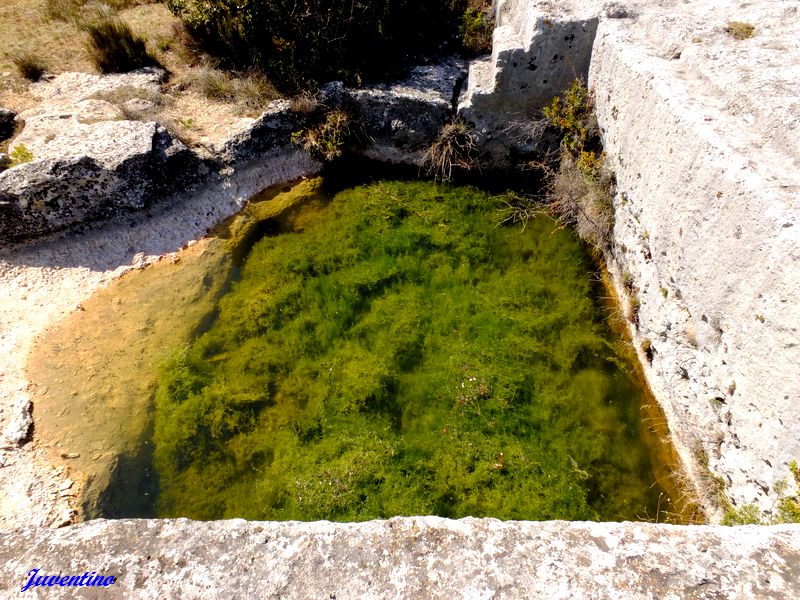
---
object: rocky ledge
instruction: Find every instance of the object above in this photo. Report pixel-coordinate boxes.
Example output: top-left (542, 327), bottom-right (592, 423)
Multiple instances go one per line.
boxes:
top-left (1, 517), bottom-right (798, 599)
top-left (0, 61), bottom-right (465, 243)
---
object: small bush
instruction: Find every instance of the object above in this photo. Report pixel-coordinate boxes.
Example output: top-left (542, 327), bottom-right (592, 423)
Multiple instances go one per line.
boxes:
top-left (776, 460), bottom-right (800, 523)
top-left (461, 0), bottom-right (494, 55)
top-left (422, 119), bottom-right (479, 182)
top-left (9, 144), bottom-right (34, 166)
top-left (722, 503), bottom-right (762, 525)
top-left (166, 0), bottom-right (471, 92)
top-left (543, 77), bottom-right (599, 158)
top-left (12, 51), bottom-right (47, 81)
top-left (291, 110), bottom-right (354, 161)
top-left (84, 18), bottom-right (160, 74)
top-left (549, 153), bottom-right (615, 253)
top-left (725, 21), bottom-right (755, 40)
top-left (534, 79), bottom-right (615, 254)
top-left (197, 67), bottom-right (235, 101)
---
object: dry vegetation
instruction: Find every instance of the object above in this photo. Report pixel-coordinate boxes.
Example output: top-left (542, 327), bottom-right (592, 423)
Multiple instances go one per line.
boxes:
top-left (0, 0), bottom-right (280, 147)
top-left (421, 119), bottom-right (479, 182)
top-left (498, 79), bottom-right (615, 256)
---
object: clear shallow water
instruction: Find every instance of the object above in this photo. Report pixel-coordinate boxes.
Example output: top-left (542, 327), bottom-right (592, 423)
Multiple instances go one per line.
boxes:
top-left (150, 178), bottom-right (676, 522)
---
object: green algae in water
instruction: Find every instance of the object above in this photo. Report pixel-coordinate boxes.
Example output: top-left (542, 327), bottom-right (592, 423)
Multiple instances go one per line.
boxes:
top-left (153, 180), bottom-right (663, 521)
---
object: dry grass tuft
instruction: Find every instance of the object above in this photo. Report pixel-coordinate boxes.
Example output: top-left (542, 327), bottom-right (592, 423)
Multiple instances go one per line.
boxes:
top-left (291, 109), bottom-right (354, 161)
top-left (44, 0), bottom-right (83, 22)
top-left (83, 16), bottom-right (160, 74)
top-left (290, 92), bottom-right (319, 115)
top-left (11, 51), bottom-right (47, 81)
top-left (548, 153), bottom-right (615, 253)
top-left (422, 119), bottom-right (479, 182)
top-left (197, 67), bottom-right (235, 101)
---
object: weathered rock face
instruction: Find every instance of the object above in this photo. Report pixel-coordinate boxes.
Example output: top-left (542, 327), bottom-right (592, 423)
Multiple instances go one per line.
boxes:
top-left (352, 59), bottom-right (467, 164)
top-left (0, 122), bottom-right (198, 240)
top-left (588, 1), bottom-right (800, 514)
top-left (458, 0), bottom-right (599, 167)
top-left (1, 517), bottom-right (798, 598)
top-left (0, 62), bottom-right (463, 241)
top-left (218, 60), bottom-right (466, 168)
top-left (212, 99), bottom-right (303, 166)
top-left (0, 70), bottom-right (200, 241)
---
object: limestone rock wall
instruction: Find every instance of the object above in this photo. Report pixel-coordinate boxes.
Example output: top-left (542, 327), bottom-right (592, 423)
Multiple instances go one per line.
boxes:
top-left (588, 2), bottom-right (800, 513)
top-left (1, 517), bottom-right (798, 599)
top-left (458, 0), bottom-right (599, 166)
top-left (458, 0), bottom-right (800, 515)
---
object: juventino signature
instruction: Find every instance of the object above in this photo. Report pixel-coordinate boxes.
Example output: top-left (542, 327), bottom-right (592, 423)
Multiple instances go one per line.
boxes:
top-left (21, 569), bottom-right (116, 592)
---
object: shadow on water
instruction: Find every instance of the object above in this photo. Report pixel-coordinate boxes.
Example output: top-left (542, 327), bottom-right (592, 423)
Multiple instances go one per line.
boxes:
top-left (92, 420), bottom-right (159, 519)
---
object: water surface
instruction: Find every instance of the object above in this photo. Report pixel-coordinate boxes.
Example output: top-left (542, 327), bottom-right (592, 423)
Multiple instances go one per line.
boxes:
top-left (151, 178), bottom-right (674, 522)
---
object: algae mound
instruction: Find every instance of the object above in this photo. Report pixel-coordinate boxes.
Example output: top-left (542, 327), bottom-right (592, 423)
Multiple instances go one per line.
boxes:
top-left (154, 180), bottom-right (661, 521)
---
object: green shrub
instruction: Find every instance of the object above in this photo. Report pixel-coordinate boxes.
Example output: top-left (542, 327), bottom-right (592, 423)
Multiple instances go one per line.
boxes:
top-left (536, 79), bottom-right (615, 254)
top-left (543, 78), bottom-right (599, 158)
top-left (166, 0), bottom-right (474, 92)
top-left (11, 51), bottom-right (47, 81)
top-left (722, 503), bottom-right (762, 525)
top-left (84, 18), bottom-right (160, 74)
top-left (460, 0), bottom-right (494, 55)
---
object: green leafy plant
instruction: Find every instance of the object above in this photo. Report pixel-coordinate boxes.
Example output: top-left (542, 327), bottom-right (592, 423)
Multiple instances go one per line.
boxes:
top-left (776, 461), bottom-right (800, 523)
top-left (460, 0), bottom-right (494, 55)
top-left (9, 144), bottom-right (34, 166)
top-left (725, 21), bottom-right (755, 40)
top-left (543, 78), bottom-right (597, 157)
top-left (722, 461), bottom-right (800, 525)
top-left (84, 17), bottom-right (160, 74)
top-left (722, 503), bottom-right (762, 525)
